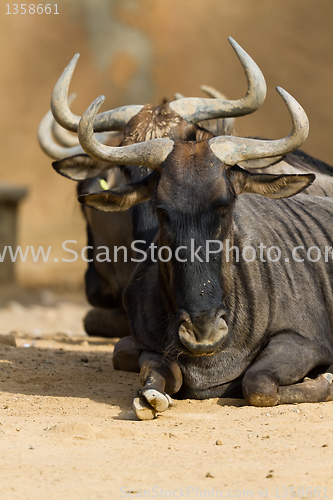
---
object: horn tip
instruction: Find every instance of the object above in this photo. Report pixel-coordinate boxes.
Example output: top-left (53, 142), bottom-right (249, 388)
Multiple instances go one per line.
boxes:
top-left (276, 86), bottom-right (287, 94)
top-left (69, 53), bottom-right (80, 66)
top-left (97, 95), bottom-right (106, 104)
top-left (91, 95), bottom-right (106, 108)
top-left (276, 87), bottom-right (290, 101)
top-left (228, 36), bottom-right (237, 47)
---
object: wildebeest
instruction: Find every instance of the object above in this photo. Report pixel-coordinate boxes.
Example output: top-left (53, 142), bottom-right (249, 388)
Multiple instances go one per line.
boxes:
top-left (39, 37), bottom-right (267, 337)
top-left (38, 107), bottom-right (135, 336)
top-left (40, 37), bottom-right (333, 346)
top-left (77, 87), bottom-right (333, 420)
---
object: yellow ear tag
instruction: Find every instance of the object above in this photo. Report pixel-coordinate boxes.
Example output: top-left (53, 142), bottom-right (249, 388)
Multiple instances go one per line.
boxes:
top-left (99, 179), bottom-right (109, 190)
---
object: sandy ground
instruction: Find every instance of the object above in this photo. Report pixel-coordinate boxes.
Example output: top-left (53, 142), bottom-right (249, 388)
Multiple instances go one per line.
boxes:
top-left (0, 286), bottom-right (332, 500)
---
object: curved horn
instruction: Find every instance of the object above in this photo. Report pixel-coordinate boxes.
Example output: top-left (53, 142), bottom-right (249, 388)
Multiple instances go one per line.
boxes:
top-left (52, 93), bottom-right (80, 147)
top-left (175, 87), bottom-right (235, 136)
top-left (175, 86), bottom-right (227, 101)
top-left (78, 96), bottom-right (174, 169)
top-left (200, 85), bottom-right (235, 136)
top-left (51, 53), bottom-right (143, 133)
top-left (200, 85), bottom-right (228, 100)
top-left (174, 92), bottom-right (185, 100)
top-left (169, 37), bottom-right (266, 123)
top-left (175, 87), bottom-right (228, 101)
top-left (38, 106), bottom-right (113, 160)
top-left (53, 120), bottom-right (80, 147)
top-left (209, 87), bottom-right (309, 166)
top-left (38, 110), bottom-right (85, 159)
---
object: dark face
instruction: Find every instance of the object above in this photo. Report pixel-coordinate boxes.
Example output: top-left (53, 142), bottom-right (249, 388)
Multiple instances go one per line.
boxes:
top-left (153, 141), bottom-right (235, 355)
top-left (121, 102), bottom-right (215, 249)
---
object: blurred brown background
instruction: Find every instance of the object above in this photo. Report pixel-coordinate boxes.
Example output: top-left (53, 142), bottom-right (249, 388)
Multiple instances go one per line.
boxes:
top-left (1, 0), bottom-right (333, 286)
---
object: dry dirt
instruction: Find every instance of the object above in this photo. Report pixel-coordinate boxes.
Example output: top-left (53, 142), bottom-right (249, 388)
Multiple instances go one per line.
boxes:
top-left (0, 287), bottom-right (332, 500)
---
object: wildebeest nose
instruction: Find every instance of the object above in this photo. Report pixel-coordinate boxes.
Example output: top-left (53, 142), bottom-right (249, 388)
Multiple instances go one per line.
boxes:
top-left (178, 309), bottom-right (228, 355)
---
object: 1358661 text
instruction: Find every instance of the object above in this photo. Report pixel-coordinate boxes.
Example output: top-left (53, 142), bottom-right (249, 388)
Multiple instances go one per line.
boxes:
top-left (5, 4), bottom-right (59, 15)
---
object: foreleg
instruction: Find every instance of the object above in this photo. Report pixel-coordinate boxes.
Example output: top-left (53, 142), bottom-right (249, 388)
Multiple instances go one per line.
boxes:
top-left (84, 307), bottom-right (130, 338)
top-left (242, 333), bottom-right (333, 406)
top-left (112, 336), bottom-right (140, 372)
top-left (133, 351), bottom-right (183, 420)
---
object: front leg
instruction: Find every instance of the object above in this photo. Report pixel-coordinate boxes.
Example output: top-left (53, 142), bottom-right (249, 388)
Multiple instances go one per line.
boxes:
top-left (242, 332), bottom-right (333, 406)
top-left (132, 351), bottom-right (183, 420)
top-left (84, 307), bottom-right (130, 338)
top-left (113, 336), bottom-right (140, 372)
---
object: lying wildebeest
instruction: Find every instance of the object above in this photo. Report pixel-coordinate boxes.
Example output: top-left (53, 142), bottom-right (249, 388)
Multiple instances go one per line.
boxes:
top-left (39, 38), bottom-right (267, 337)
top-left (40, 37), bottom-right (333, 347)
top-left (38, 107), bottom-right (135, 336)
top-left (77, 87), bottom-right (333, 420)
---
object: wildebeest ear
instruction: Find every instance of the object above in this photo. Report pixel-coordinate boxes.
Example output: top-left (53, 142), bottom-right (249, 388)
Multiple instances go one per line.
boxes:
top-left (52, 154), bottom-right (110, 181)
top-left (78, 172), bottom-right (157, 212)
top-left (228, 165), bottom-right (315, 199)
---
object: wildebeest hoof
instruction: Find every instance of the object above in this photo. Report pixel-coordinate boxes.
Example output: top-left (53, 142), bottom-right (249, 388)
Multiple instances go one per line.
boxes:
top-left (132, 397), bottom-right (157, 420)
top-left (322, 372), bottom-right (333, 384)
top-left (141, 389), bottom-right (173, 412)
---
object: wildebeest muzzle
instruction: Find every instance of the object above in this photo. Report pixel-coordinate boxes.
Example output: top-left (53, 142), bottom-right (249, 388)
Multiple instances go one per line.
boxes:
top-left (178, 308), bottom-right (228, 355)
